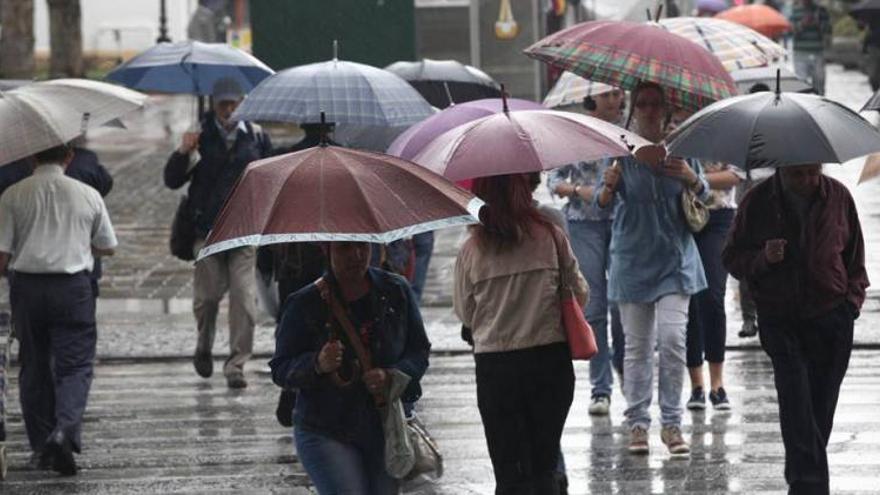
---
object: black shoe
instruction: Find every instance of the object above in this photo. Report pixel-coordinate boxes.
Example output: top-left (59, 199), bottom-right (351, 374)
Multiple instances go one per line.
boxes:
top-left (226, 373), bottom-right (247, 389)
top-left (709, 387), bottom-right (731, 411)
top-left (44, 431), bottom-right (77, 476)
top-left (687, 387), bottom-right (706, 411)
top-left (275, 389), bottom-right (296, 427)
top-left (738, 320), bottom-right (758, 338)
top-left (27, 450), bottom-right (52, 471)
top-left (194, 352), bottom-right (213, 378)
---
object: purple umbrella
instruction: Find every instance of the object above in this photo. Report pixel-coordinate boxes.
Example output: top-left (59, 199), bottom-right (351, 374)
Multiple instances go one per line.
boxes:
top-left (697, 0), bottom-right (728, 14)
top-left (387, 97), bottom-right (543, 160)
top-left (411, 107), bottom-right (650, 181)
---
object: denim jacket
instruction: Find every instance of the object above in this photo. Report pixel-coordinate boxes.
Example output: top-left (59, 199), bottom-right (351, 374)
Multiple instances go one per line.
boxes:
top-left (269, 268), bottom-right (430, 442)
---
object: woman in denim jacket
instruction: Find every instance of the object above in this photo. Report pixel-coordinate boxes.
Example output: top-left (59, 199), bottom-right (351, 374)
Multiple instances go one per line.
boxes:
top-left (270, 242), bottom-right (431, 494)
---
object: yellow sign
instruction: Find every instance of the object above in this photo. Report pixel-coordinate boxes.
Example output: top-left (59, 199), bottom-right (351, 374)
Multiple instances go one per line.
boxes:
top-left (495, 0), bottom-right (519, 40)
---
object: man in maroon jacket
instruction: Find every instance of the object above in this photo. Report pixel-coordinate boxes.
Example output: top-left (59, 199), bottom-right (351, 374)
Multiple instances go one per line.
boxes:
top-left (723, 164), bottom-right (868, 495)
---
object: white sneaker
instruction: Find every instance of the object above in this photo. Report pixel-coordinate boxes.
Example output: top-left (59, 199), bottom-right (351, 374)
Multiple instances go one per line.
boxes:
top-left (588, 395), bottom-right (610, 416)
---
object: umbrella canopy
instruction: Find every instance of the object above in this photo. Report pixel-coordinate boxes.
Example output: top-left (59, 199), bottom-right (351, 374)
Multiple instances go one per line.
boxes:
top-left (232, 59), bottom-right (434, 127)
top-left (731, 66), bottom-right (812, 94)
top-left (198, 145), bottom-right (482, 259)
top-left (0, 79), bottom-right (147, 164)
top-left (543, 72), bottom-right (617, 109)
top-left (387, 97), bottom-right (543, 160)
top-left (861, 87), bottom-right (880, 112)
top-left (715, 5), bottom-right (791, 39)
top-left (697, 0), bottom-right (729, 15)
top-left (106, 41), bottom-right (274, 95)
top-left (411, 108), bottom-right (650, 181)
top-left (666, 91), bottom-right (880, 170)
top-left (849, 0), bottom-right (880, 23)
top-left (524, 20), bottom-right (737, 112)
top-left (658, 17), bottom-right (786, 72)
top-left (385, 59), bottom-right (502, 108)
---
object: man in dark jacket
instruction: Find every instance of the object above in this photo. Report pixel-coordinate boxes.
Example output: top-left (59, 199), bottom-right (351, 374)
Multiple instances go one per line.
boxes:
top-left (723, 164), bottom-right (868, 495)
top-left (164, 77), bottom-right (272, 389)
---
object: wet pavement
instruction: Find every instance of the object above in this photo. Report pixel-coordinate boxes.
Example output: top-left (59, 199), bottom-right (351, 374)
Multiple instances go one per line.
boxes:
top-left (2, 64), bottom-right (880, 492)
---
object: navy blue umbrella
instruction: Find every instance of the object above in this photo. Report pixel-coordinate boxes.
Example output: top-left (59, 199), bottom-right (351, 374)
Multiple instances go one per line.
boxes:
top-left (106, 41), bottom-right (274, 95)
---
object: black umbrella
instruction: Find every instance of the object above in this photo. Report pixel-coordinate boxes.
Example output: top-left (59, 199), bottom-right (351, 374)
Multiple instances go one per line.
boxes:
top-left (385, 59), bottom-right (502, 109)
top-left (850, 0), bottom-right (880, 23)
top-left (666, 89), bottom-right (880, 170)
top-left (862, 87), bottom-right (880, 112)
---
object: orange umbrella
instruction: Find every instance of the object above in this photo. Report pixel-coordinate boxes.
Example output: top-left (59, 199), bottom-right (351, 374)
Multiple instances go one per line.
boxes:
top-left (715, 5), bottom-right (791, 39)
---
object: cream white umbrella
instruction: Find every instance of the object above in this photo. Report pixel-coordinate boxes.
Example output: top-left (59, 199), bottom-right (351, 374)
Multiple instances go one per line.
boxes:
top-left (0, 79), bottom-right (147, 164)
top-left (543, 71), bottom-right (618, 109)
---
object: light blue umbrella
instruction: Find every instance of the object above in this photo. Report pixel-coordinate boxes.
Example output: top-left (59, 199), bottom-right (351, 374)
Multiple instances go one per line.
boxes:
top-left (106, 41), bottom-right (274, 95)
top-left (231, 58), bottom-right (434, 127)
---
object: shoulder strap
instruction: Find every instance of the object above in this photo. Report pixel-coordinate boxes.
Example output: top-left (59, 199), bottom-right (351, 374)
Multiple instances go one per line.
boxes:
top-left (315, 278), bottom-right (373, 370)
top-left (546, 226), bottom-right (571, 293)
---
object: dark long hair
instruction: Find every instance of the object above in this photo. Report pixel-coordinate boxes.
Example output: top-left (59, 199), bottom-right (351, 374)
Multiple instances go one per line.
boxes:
top-left (471, 173), bottom-right (551, 251)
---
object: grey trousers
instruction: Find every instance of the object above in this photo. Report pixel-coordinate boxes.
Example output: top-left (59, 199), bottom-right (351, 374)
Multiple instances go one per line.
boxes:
top-left (193, 239), bottom-right (257, 377)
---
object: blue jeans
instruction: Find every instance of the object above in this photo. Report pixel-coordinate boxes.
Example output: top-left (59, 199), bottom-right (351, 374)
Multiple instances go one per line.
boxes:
top-left (619, 294), bottom-right (689, 429)
top-left (568, 219), bottom-right (624, 398)
top-left (686, 208), bottom-right (734, 367)
top-left (411, 232), bottom-right (434, 304)
top-left (294, 426), bottom-right (398, 494)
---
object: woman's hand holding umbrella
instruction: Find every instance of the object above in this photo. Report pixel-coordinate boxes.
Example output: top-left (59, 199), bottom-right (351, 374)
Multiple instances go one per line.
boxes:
top-left (660, 157), bottom-right (701, 190)
top-left (598, 161), bottom-right (621, 208)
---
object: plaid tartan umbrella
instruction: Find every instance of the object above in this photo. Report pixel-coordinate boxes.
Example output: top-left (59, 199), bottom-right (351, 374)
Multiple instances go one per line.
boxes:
top-left (658, 17), bottom-right (786, 72)
top-left (232, 59), bottom-right (434, 127)
top-left (524, 20), bottom-right (737, 112)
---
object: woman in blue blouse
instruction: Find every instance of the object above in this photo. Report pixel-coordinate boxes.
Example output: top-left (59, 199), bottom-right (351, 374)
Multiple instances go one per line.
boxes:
top-left (595, 82), bottom-right (708, 458)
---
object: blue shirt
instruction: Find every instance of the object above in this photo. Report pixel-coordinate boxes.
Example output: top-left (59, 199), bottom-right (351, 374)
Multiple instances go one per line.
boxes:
top-left (547, 161), bottom-right (614, 222)
top-left (595, 155), bottom-right (709, 303)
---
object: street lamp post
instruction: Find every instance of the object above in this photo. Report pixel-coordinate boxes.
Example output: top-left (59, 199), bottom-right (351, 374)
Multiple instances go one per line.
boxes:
top-left (157, 0), bottom-right (171, 43)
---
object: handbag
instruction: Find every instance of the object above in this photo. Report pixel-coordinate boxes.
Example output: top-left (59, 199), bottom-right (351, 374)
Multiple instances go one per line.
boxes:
top-left (316, 278), bottom-right (443, 480)
top-left (169, 195), bottom-right (196, 261)
top-left (681, 187), bottom-right (709, 233)
top-left (548, 227), bottom-right (598, 360)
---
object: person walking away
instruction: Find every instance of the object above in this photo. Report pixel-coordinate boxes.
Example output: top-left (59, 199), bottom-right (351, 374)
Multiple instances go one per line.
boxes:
top-left (164, 77), bottom-right (273, 389)
top-left (0, 144), bottom-right (118, 476)
top-left (270, 242), bottom-right (430, 494)
top-left (548, 87), bottom-right (626, 417)
top-left (595, 82), bottom-right (709, 457)
top-left (859, 17), bottom-right (880, 92)
top-left (723, 164), bottom-right (867, 495)
top-left (789, 0), bottom-right (832, 95)
top-left (666, 109), bottom-right (743, 412)
top-left (455, 173), bottom-right (588, 493)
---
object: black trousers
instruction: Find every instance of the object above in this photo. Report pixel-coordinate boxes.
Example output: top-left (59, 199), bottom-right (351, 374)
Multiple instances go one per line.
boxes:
top-left (11, 271), bottom-right (97, 454)
top-left (475, 343), bottom-right (574, 495)
top-left (758, 304), bottom-right (854, 495)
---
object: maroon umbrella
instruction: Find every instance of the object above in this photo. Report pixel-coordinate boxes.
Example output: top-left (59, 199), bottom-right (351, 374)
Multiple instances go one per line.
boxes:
top-left (198, 145), bottom-right (482, 260)
top-left (524, 20), bottom-right (737, 111)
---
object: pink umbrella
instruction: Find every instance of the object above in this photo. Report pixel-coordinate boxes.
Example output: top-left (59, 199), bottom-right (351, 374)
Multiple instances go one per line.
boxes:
top-left (387, 97), bottom-right (544, 160)
top-left (198, 145), bottom-right (482, 259)
top-left (411, 104), bottom-right (650, 182)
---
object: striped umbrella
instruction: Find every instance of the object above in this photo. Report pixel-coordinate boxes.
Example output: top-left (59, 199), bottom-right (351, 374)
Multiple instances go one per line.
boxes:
top-left (524, 20), bottom-right (737, 112)
top-left (543, 71), bottom-right (618, 108)
top-left (232, 59), bottom-right (434, 127)
top-left (658, 17), bottom-right (786, 72)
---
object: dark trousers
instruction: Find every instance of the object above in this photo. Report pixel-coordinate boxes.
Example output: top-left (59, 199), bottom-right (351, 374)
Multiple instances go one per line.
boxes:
top-left (475, 343), bottom-right (574, 495)
top-left (11, 272), bottom-right (97, 454)
top-left (758, 304), bottom-right (854, 495)
top-left (686, 208), bottom-right (734, 367)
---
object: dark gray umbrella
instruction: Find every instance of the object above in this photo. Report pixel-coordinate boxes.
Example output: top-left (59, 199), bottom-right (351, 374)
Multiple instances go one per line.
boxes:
top-left (385, 59), bottom-right (501, 108)
top-left (862, 88), bottom-right (880, 112)
top-left (666, 91), bottom-right (880, 169)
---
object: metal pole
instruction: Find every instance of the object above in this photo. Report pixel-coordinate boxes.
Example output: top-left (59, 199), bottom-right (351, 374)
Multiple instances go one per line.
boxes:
top-left (157, 0), bottom-right (171, 43)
